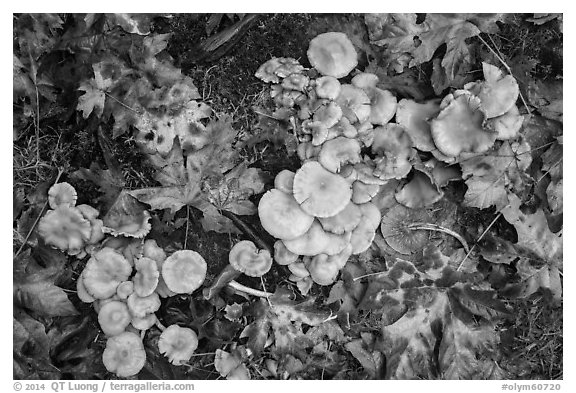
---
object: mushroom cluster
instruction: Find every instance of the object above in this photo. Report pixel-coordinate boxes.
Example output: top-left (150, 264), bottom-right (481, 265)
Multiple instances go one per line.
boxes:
top-left (37, 182), bottom-right (105, 257)
top-left (255, 33), bottom-right (523, 288)
top-left (77, 239), bottom-right (206, 376)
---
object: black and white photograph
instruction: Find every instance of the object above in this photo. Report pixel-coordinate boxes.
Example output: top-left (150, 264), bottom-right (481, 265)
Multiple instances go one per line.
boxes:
top-left (13, 12), bottom-right (563, 383)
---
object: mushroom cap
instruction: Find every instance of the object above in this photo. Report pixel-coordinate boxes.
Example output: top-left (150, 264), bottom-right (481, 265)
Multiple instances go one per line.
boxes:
top-left (395, 169), bottom-right (443, 209)
top-left (48, 182), bottom-right (78, 209)
top-left (142, 239), bottom-right (167, 264)
top-left (38, 206), bottom-right (92, 251)
top-left (307, 254), bottom-right (340, 285)
top-left (229, 240), bottom-right (273, 277)
top-left (287, 262), bottom-right (310, 278)
top-left (486, 104), bottom-right (523, 140)
top-left (215, 349), bottom-right (243, 377)
top-left (313, 101), bottom-right (343, 128)
top-left (430, 94), bottom-right (496, 157)
top-left (331, 117), bottom-right (357, 139)
top-left (274, 57), bottom-right (305, 78)
top-left (102, 331), bottom-right (146, 377)
top-left (158, 325), bottom-right (199, 365)
top-left (282, 73), bottom-right (310, 91)
top-left (372, 124), bottom-right (415, 180)
top-left (76, 274), bottom-right (96, 303)
top-left (367, 87), bottom-right (397, 126)
top-left (380, 204), bottom-right (429, 255)
top-left (318, 201), bottom-right (362, 234)
top-left (82, 248), bottom-right (132, 299)
top-left (351, 72), bottom-right (379, 90)
top-left (127, 292), bottom-right (161, 318)
top-left (274, 170), bottom-right (295, 194)
top-left (258, 189), bottom-right (314, 240)
top-left (336, 84), bottom-right (371, 124)
top-left (474, 62), bottom-right (520, 118)
top-left (102, 191), bottom-right (151, 238)
top-left (133, 257), bottom-right (160, 297)
top-left (292, 161), bottom-right (352, 218)
top-left (116, 280), bottom-right (134, 300)
top-left (352, 181), bottom-right (380, 204)
top-left (255, 57), bottom-right (303, 83)
top-left (283, 220), bottom-right (351, 256)
top-left (318, 136), bottom-right (361, 173)
top-left (76, 204), bottom-right (99, 221)
top-left (227, 364), bottom-right (251, 380)
top-left (350, 202), bottom-right (381, 254)
top-left (98, 300), bottom-right (132, 336)
top-left (162, 250), bottom-right (207, 294)
top-left (297, 141), bottom-right (322, 161)
top-left (273, 240), bottom-right (299, 265)
top-left (307, 32), bottom-right (358, 78)
top-left (395, 98), bottom-right (441, 151)
top-left (315, 76), bottom-right (341, 100)
top-left (131, 313), bottom-right (157, 331)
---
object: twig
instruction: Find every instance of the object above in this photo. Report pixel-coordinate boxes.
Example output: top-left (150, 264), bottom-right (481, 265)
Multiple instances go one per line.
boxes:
top-left (15, 168), bottom-right (64, 258)
top-left (457, 211), bottom-right (503, 271)
top-left (477, 34), bottom-right (531, 115)
top-left (228, 280), bottom-right (272, 298)
top-left (407, 223), bottom-right (470, 253)
top-left (184, 205), bottom-right (190, 249)
top-left (104, 92), bottom-right (140, 114)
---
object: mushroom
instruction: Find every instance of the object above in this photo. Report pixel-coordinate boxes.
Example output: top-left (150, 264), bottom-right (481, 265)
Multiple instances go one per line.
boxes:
top-left (430, 93), bottom-right (496, 157)
top-left (307, 32), bottom-right (358, 78)
top-left (98, 300), bottom-right (132, 336)
top-left (318, 201), bottom-right (362, 234)
top-left (350, 202), bottom-right (381, 254)
top-left (274, 170), bottom-right (295, 194)
top-left (486, 104), bottom-right (523, 140)
top-left (395, 98), bottom-right (441, 152)
top-left (116, 281), bottom-right (134, 300)
top-left (82, 248), bottom-right (132, 299)
top-left (330, 117), bottom-right (357, 139)
top-left (126, 292), bottom-right (161, 318)
top-left (313, 101), bottom-right (343, 128)
top-left (76, 274), bottom-right (96, 303)
top-left (283, 220), bottom-right (351, 256)
top-left (380, 204), bottom-right (430, 255)
top-left (229, 240), bottom-right (273, 277)
top-left (351, 72), bottom-right (379, 90)
top-left (292, 161), bottom-right (352, 218)
top-left (366, 87), bottom-right (397, 126)
top-left (133, 257), bottom-right (160, 297)
top-left (142, 239), bottom-right (167, 263)
top-left (372, 124), bottom-right (415, 180)
top-left (315, 76), bottom-right (341, 100)
top-left (158, 325), bottom-right (199, 366)
top-left (255, 58), bottom-right (303, 83)
top-left (318, 136), bottom-right (361, 173)
top-left (306, 254), bottom-right (341, 286)
top-left (274, 57), bottom-right (305, 78)
top-left (37, 205), bottom-right (91, 253)
top-left (258, 189), bottom-right (314, 240)
top-left (162, 250), bottom-right (207, 294)
top-left (282, 73), bottom-right (309, 91)
top-left (131, 313), bottom-right (157, 331)
top-left (48, 182), bottom-right (77, 209)
top-left (395, 169), bottom-right (444, 209)
top-left (102, 331), bottom-right (146, 377)
top-left (352, 180), bottom-right (380, 204)
top-left (287, 261), bottom-right (310, 278)
top-left (467, 62), bottom-right (520, 119)
top-left (297, 141), bottom-right (322, 161)
top-left (336, 85), bottom-right (371, 124)
top-left (273, 240), bottom-right (299, 265)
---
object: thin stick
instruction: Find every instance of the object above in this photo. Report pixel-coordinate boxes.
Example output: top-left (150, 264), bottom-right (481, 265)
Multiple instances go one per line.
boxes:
top-left (228, 280), bottom-right (271, 298)
top-left (155, 320), bottom-right (167, 331)
top-left (457, 212), bottom-right (503, 271)
top-left (15, 168), bottom-right (64, 258)
top-left (104, 92), bottom-right (140, 114)
top-left (408, 223), bottom-right (470, 253)
top-left (477, 34), bottom-right (531, 115)
top-left (184, 205), bottom-right (190, 249)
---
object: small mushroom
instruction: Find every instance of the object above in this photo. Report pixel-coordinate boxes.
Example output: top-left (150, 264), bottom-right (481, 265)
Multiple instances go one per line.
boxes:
top-left (352, 180), bottom-right (380, 204)
top-left (37, 205), bottom-right (92, 253)
top-left (102, 331), bottom-right (146, 377)
top-left (82, 248), bottom-right (132, 299)
top-left (131, 313), bottom-right (157, 331)
top-left (274, 170), bottom-right (295, 194)
top-left (486, 104), bottom-right (523, 140)
top-left (287, 262), bottom-right (310, 278)
top-left (158, 325), bottom-right (199, 365)
top-left (133, 257), bottom-right (160, 297)
top-left (350, 202), bottom-right (381, 254)
top-left (372, 124), bottom-right (415, 180)
top-left (292, 161), bottom-right (352, 218)
top-left (318, 201), bottom-right (362, 234)
top-left (98, 300), bottom-right (132, 336)
top-left (336, 85), bottom-right (371, 124)
top-left (258, 189), bottom-right (314, 240)
top-left (315, 76), bottom-right (341, 99)
top-left (318, 136), bottom-right (361, 173)
top-left (116, 281), bottom-right (134, 300)
top-left (395, 98), bottom-right (441, 152)
top-left (229, 240), bottom-right (273, 277)
top-left (283, 221), bottom-right (351, 256)
top-left (307, 254), bottom-right (341, 286)
top-left (307, 32), bottom-right (358, 78)
top-left (380, 204), bottom-right (430, 255)
top-left (282, 73), bottom-right (309, 91)
top-left (313, 101), bottom-right (343, 128)
top-left (48, 182), bottom-right (77, 209)
top-left (127, 292), bottom-right (161, 319)
top-left (273, 240), bottom-right (299, 265)
top-left (142, 239), bottom-right (167, 263)
top-left (102, 191), bottom-right (152, 239)
top-left (162, 250), bottom-right (207, 294)
top-left (468, 62), bottom-right (520, 119)
top-left (366, 87), bottom-right (397, 126)
top-left (76, 274), bottom-right (96, 303)
top-left (351, 72), bottom-right (379, 90)
top-left (395, 169), bottom-right (444, 209)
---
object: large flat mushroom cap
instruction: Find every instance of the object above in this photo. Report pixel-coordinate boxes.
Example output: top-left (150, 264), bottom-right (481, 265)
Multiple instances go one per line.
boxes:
top-left (38, 205), bottom-right (92, 251)
top-left (319, 201), bottom-right (362, 234)
top-left (395, 98), bottom-right (441, 151)
top-left (229, 240), bottom-right (273, 277)
top-left (102, 332), bottom-right (146, 377)
top-left (475, 62), bottom-right (520, 118)
top-left (162, 250), bottom-right (207, 294)
top-left (48, 182), bottom-right (77, 209)
top-left (158, 325), bottom-right (199, 366)
top-left (258, 189), bottom-right (314, 240)
top-left (82, 247), bottom-right (132, 299)
top-left (318, 136), bottom-right (361, 173)
top-left (293, 161), bottom-right (352, 218)
top-left (307, 32), bottom-right (358, 78)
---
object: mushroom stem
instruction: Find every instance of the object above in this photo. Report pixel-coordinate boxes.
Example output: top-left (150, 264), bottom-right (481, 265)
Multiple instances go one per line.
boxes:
top-left (407, 223), bottom-right (470, 253)
top-left (155, 320), bottom-right (167, 332)
top-left (228, 280), bottom-right (272, 298)
top-left (15, 168), bottom-right (64, 258)
top-left (221, 210), bottom-right (273, 254)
